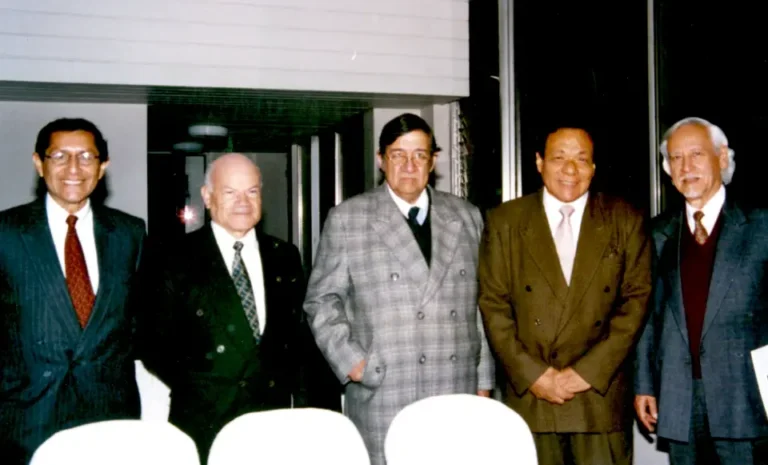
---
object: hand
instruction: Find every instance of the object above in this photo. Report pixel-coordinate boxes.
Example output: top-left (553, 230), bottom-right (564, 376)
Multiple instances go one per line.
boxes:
top-left (556, 368), bottom-right (591, 394)
top-left (634, 395), bottom-right (658, 432)
top-left (530, 367), bottom-right (574, 404)
top-left (348, 359), bottom-right (366, 382)
top-left (477, 390), bottom-right (491, 398)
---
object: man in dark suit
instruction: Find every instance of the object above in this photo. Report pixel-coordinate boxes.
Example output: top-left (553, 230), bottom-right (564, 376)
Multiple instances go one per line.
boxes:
top-left (144, 153), bottom-right (339, 464)
top-left (478, 122), bottom-right (652, 465)
top-left (0, 118), bottom-right (147, 464)
top-left (635, 117), bottom-right (768, 464)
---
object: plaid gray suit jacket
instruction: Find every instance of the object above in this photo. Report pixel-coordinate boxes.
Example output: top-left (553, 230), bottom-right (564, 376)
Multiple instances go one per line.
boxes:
top-left (304, 185), bottom-right (494, 465)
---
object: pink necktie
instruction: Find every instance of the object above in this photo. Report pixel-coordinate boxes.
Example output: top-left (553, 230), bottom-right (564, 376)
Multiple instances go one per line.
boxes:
top-left (555, 205), bottom-right (576, 285)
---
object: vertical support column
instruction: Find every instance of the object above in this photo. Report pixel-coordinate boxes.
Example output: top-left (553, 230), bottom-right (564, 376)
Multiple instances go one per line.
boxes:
top-left (310, 135), bottom-right (321, 265)
top-left (291, 143), bottom-right (306, 264)
top-left (334, 132), bottom-right (343, 205)
top-left (498, 0), bottom-right (520, 202)
top-left (648, 0), bottom-right (662, 217)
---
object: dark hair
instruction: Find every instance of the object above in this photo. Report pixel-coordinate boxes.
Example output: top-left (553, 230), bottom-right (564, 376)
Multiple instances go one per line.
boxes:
top-left (378, 113), bottom-right (441, 155)
top-left (535, 116), bottom-right (595, 157)
top-left (34, 118), bottom-right (109, 163)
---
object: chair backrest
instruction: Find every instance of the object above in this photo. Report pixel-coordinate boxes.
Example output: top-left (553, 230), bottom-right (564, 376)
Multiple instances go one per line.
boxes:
top-left (384, 394), bottom-right (538, 465)
top-left (30, 419), bottom-right (200, 465)
top-left (208, 408), bottom-right (370, 465)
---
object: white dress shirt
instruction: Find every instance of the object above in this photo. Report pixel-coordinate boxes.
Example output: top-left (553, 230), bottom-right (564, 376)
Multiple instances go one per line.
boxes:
top-left (386, 184), bottom-right (429, 225)
top-left (542, 187), bottom-right (589, 249)
top-left (211, 221), bottom-right (267, 334)
top-left (46, 194), bottom-right (100, 293)
top-left (685, 184), bottom-right (726, 235)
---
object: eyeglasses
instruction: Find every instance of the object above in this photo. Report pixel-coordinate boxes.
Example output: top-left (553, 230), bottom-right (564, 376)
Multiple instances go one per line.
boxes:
top-left (45, 150), bottom-right (100, 167)
top-left (386, 151), bottom-right (433, 166)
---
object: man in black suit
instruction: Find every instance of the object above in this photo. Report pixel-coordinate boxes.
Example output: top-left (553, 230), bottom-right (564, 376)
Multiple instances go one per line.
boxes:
top-left (0, 118), bottom-right (147, 464)
top-left (144, 153), bottom-right (339, 463)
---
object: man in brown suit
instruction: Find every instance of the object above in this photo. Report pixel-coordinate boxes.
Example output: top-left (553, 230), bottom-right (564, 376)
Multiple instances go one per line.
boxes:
top-left (478, 122), bottom-right (652, 465)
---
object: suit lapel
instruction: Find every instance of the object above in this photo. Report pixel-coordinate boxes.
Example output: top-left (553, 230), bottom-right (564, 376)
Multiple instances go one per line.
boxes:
top-left (199, 226), bottom-right (256, 356)
top-left (420, 189), bottom-right (462, 307)
top-left (659, 213), bottom-right (689, 344)
top-left (370, 185), bottom-right (430, 288)
top-left (77, 207), bottom-right (116, 340)
top-left (257, 231), bottom-right (279, 341)
top-left (521, 191), bottom-right (569, 303)
top-left (19, 201), bottom-right (81, 341)
top-left (701, 201), bottom-right (748, 339)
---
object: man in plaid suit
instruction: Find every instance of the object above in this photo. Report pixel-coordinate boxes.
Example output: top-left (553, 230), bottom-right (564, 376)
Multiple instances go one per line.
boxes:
top-left (304, 113), bottom-right (494, 465)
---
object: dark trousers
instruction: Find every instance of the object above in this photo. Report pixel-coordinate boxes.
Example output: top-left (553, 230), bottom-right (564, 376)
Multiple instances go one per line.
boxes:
top-left (668, 379), bottom-right (762, 465)
top-left (533, 431), bottom-right (631, 465)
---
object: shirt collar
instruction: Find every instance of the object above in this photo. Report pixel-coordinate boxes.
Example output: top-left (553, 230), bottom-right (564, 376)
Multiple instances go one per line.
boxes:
top-left (685, 184), bottom-right (726, 233)
top-left (386, 184), bottom-right (429, 224)
top-left (45, 194), bottom-right (92, 224)
top-left (542, 187), bottom-right (589, 217)
top-left (211, 221), bottom-right (259, 251)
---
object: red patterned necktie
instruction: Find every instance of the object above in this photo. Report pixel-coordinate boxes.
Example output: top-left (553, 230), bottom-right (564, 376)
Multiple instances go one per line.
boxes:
top-left (65, 215), bottom-right (95, 328)
top-left (693, 211), bottom-right (709, 245)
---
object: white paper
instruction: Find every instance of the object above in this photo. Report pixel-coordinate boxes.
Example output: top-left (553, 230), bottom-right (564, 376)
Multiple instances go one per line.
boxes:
top-left (751, 345), bottom-right (768, 419)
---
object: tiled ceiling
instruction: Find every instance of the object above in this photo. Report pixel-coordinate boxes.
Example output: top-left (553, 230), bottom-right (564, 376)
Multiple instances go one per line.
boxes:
top-left (0, 81), bottom-right (453, 152)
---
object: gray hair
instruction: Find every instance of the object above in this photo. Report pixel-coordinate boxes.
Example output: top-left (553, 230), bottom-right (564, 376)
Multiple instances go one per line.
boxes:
top-left (659, 116), bottom-right (736, 185)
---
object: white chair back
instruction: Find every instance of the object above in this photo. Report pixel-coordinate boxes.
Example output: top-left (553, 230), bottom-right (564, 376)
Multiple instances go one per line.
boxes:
top-left (385, 394), bottom-right (537, 465)
top-left (30, 419), bottom-right (200, 465)
top-left (208, 407), bottom-right (370, 465)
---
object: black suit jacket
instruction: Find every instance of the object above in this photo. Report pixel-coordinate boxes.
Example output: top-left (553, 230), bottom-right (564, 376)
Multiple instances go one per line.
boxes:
top-left (0, 199), bottom-right (146, 465)
top-left (143, 225), bottom-right (339, 462)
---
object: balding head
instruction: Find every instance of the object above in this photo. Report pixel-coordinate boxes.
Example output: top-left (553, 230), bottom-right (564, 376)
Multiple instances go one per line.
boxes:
top-left (202, 153), bottom-right (262, 238)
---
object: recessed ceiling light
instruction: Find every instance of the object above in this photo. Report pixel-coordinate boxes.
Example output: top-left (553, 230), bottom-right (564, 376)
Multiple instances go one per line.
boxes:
top-left (173, 141), bottom-right (203, 152)
top-left (188, 124), bottom-right (228, 137)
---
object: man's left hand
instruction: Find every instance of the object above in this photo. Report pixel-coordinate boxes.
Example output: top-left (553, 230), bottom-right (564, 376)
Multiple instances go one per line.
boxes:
top-left (556, 368), bottom-right (591, 394)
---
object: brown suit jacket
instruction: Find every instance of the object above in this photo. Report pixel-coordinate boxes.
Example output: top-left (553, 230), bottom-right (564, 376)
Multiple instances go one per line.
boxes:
top-left (478, 190), bottom-right (652, 433)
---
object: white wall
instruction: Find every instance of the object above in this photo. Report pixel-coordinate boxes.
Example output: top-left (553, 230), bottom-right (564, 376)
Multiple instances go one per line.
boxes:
top-left (0, 101), bottom-right (147, 219)
top-left (0, 0), bottom-right (469, 97)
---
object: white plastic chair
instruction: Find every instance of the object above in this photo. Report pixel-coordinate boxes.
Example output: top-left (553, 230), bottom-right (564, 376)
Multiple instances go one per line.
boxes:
top-left (384, 394), bottom-right (538, 465)
top-left (30, 419), bottom-right (200, 465)
top-left (208, 408), bottom-right (370, 465)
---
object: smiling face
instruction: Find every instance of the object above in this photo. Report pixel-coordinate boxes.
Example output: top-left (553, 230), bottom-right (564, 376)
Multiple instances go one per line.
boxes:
top-left (32, 130), bottom-right (109, 214)
top-left (535, 128), bottom-right (595, 203)
top-left (665, 123), bottom-right (728, 209)
top-left (201, 154), bottom-right (262, 239)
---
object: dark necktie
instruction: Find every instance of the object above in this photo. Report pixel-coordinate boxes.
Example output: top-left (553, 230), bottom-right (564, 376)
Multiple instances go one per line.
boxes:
top-left (408, 206), bottom-right (420, 227)
top-left (232, 241), bottom-right (261, 343)
top-left (65, 215), bottom-right (95, 328)
top-left (693, 211), bottom-right (708, 245)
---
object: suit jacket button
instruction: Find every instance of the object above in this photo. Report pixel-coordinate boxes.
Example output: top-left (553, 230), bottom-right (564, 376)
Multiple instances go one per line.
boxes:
top-left (450, 310), bottom-right (457, 318)
top-left (450, 355), bottom-right (457, 362)
top-left (534, 318), bottom-right (542, 326)
top-left (268, 380), bottom-right (275, 388)
top-left (227, 324), bottom-right (236, 333)
top-left (525, 285), bottom-right (532, 292)
top-left (417, 312), bottom-right (425, 320)
top-left (196, 309), bottom-right (204, 317)
top-left (238, 381), bottom-right (247, 388)
top-left (459, 269), bottom-right (466, 276)
top-left (419, 355), bottom-right (426, 364)
top-left (391, 273), bottom-right (399, 281)
top-left (216, 345), bottom-right (226, 354)
top-left (604, 286), bottom-right (610, 293)
top-left (276, 276), bottom-right (282, 282)
top-left (43, 371), bottom-right (52, 378)
top-left (375, 366), bottom-right (382, 374)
